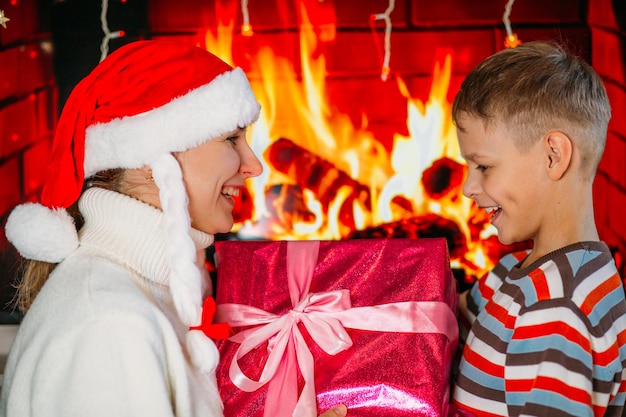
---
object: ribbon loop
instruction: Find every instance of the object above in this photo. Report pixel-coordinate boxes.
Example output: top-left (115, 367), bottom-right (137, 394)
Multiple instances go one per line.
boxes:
top-left (300, 314), bottom-right (353, 355)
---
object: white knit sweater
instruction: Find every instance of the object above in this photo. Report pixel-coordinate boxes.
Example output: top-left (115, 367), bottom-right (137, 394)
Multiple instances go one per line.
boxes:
top-left (0, 188), bottom-right (223, 417)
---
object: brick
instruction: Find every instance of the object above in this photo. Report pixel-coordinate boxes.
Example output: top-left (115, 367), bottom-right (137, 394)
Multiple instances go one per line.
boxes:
top-left (605, 81), bottom-right (626, 139)
top-left (150, 0), bottom-right (586, 32)
top-left (0, 44), bottom-right (55, 101)
top-left (271, 0), bottom-right (339, 30)
top-left (607, 183), bottom-right (626, 238)
top-left (335, 0), bottom-right (408, 28)
top-left (597, 218), bottom-right (626, 277)
top-left (0, 157), bottom-right (21, 216)
top-left (593, 175), bottom-right (610, 231)
top-left (18, 43), bottom-right (56, 95)
top-left (591, 28), bottom-right (626, 86)
top-left (155, 17), bottom-right (589, 79)
top-left (22, 138), bottom-right (52, 198)
top-left (594, 172), bottom-right (626, 241)
top-left (150, 0), bottom-right (299, 32)
top-left (0, 0), bottom-right (39, 45)
top-left (327, 27), bottom-right (589, 78)
top-left (0, 48), bottom-right (19, 100)
top-left (36, 86), bottom-right (58, 139)
top-left (149, 0), bottom-right (223, 31)
top-left (410, 0), bottom-right (584, 27)
top-left (598, 131), bottom-right (626, 190)
top-left (326, 30), bottom-right (495, 77)
top-left (588, 0), bottom-right (624, 31)
top-left (0, 98), bottom-right (39, 159)
top-left (150, 0), bottom-right (408, 33)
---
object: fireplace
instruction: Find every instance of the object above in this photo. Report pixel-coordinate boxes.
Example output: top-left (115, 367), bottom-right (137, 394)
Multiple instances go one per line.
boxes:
top-left (144, 0), bottom-right (603, 286)
top-left (0, 0), bottom-right (624, 317)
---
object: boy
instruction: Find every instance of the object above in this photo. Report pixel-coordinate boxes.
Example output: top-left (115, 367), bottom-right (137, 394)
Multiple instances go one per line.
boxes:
top-left (451, 41), bottom-right (626, 416)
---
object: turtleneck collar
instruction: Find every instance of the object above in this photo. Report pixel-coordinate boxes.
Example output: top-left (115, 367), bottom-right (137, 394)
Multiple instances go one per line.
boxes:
top-left (77, 187), bottom-right (214, 287)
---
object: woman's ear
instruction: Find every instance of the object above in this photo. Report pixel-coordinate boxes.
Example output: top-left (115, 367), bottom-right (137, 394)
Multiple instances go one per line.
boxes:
top-left (544, 131), bottom-right (572, 180)
top-left (140, 166), bottom-right (154, 182)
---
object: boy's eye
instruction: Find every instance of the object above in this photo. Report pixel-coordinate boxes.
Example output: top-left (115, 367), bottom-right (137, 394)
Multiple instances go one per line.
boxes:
top-left (476, 165), bottom-right (488, 173)
top-left (226, 135), bottom-right (238, 144)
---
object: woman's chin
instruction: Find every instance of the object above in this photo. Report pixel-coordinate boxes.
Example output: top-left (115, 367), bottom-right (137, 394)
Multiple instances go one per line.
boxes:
top-left (213, 220), bottom-right (235, 235)
top-left (192, 219), bottom-right (234, 236)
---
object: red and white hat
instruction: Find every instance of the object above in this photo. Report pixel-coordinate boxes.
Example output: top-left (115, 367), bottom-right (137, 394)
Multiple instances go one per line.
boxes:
top-left (5, 40), bottom-right (260, 368)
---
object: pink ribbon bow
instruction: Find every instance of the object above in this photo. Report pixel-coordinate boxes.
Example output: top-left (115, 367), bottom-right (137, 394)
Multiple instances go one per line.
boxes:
top-left (215, 240), bottom-right (458, 417)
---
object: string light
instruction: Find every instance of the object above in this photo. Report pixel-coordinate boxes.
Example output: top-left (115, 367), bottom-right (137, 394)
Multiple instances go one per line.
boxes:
top-left (100, 0), bottom-right (125, 62)
top-left (502, 0), bottom-right (521, 48)
top-left (241, 0), bottom-right (253, 36)
top-left (370, 0), bottom-right (395, 81)
top-left (0, 9), bottom-right (9, 29)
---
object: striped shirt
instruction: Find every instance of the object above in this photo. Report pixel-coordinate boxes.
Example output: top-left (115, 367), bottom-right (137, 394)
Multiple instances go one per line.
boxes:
top-left (453, 241), bottom-right (626, 417)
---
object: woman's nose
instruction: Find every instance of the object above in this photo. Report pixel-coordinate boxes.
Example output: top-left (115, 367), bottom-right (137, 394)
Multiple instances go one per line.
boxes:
top-left (240, 142), bottom-right (263, 178)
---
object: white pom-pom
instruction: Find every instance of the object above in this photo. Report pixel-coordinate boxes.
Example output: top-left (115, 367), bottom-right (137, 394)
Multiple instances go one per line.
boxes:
top-left (186, 330), bottom-right (220, 374)
top-left (5, 203), bottom-right (79, 263)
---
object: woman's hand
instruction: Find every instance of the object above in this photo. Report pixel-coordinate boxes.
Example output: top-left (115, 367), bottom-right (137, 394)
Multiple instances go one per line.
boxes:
top-left (318, 404), bottom-right (347, 417)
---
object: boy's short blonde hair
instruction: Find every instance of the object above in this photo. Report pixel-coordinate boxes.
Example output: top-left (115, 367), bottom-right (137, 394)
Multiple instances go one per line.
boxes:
top-left (452, 41), bottom-right (611, 178)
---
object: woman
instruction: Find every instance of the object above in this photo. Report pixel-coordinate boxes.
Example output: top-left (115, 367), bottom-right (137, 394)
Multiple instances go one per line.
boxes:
top-left (2, 41), bottom-right (347, 417)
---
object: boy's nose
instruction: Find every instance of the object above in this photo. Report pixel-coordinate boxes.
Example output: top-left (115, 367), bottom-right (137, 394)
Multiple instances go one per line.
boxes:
top-left (462, 172), bottom-right (480, 200)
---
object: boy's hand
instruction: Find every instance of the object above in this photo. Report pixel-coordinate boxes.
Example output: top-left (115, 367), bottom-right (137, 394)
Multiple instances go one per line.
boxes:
top-left (318, 404), bottom-right (348, 416)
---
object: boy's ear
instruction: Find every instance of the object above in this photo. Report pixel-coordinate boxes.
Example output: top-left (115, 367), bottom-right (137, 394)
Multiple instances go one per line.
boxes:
top-left (544, 131), bottom-right (572, 180)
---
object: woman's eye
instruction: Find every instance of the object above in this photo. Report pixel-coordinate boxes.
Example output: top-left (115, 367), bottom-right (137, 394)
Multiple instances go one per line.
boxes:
top-left (476, 165), bottom-right (488, 173)
top-left (226, 135), bottom-right (238, 144)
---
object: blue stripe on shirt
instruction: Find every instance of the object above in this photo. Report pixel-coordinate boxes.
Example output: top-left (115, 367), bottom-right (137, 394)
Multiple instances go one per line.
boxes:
top-left (459, 357), bottom-right (505, 391)
top-left (507, 334), bottom-right (591, 365)
top-left (586, 286), bottom-right (625, 327)
top-left (566, 249), bottom-right (602, 276)
top-left (506, 389), bottom-right (593, 417)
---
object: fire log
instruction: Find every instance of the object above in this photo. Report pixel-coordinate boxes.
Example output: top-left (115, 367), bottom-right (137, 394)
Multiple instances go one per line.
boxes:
top-left (265, 137), bottom-right (373, 231)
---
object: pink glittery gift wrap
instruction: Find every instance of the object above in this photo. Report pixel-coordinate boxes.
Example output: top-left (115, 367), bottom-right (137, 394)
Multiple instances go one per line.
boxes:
top-left (213, 238), bottom-right (458, 417)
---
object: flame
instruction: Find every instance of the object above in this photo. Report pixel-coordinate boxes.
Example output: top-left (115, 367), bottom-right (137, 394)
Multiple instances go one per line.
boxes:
top-left (201, 0), bottom-right (506, 281)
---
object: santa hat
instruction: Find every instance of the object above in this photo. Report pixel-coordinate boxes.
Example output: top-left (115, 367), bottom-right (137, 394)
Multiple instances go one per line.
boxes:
top-left (5, 40), bottom-right (260, 371)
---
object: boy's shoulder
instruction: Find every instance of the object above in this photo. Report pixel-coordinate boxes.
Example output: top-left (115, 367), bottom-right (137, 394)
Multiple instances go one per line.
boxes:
top-left (495, 241), bottom-right (614, 274)
top-left (493, 250), bottom-right (531, 274)
top-left (484, 242), bottom-right (616, 292)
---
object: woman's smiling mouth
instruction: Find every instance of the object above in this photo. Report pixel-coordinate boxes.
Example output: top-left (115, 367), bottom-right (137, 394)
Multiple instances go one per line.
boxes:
top-left (221, 186), bottom-right (240, 200)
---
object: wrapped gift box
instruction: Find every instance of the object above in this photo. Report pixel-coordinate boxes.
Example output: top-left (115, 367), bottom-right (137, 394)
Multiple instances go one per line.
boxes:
top-left (213, 238), bottom-right (458, 417)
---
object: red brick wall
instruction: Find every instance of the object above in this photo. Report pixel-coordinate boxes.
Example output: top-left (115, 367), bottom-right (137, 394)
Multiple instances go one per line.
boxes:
top-left (588, 0), bottom-right (626, 273)
top-left (0, 0), bottom-right (56, 318)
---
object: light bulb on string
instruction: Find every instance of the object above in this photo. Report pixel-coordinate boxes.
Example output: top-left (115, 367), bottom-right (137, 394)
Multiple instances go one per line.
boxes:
top-left (502, 0), bottom-right (521, 48)
top-left (0, 9), bottom-right (10, 29)
top-left (100, 0), bottom-right (125, 62)
top-left (370, 0), bottom-right (395, 81)
top-left (241, 0), bottom-right (253, 36)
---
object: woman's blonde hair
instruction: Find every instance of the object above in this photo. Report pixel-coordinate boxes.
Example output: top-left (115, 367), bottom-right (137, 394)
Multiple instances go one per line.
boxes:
top-left (13, 169), bottom-right (125, 313)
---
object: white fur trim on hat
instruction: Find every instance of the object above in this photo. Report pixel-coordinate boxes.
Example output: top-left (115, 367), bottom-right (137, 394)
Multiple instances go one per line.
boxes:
top-left (83, 67), bottom-right (260, 177)
top-left (5, 203), bottom-right (79, 263)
